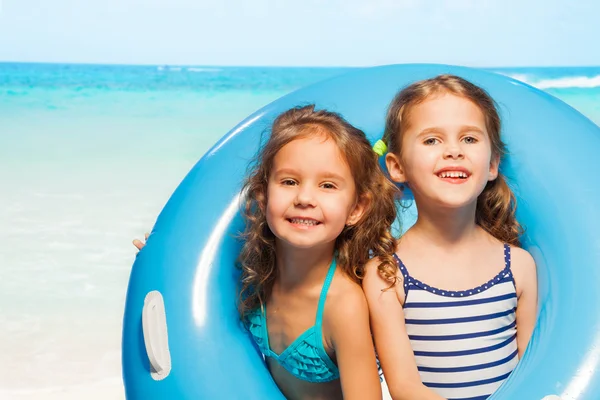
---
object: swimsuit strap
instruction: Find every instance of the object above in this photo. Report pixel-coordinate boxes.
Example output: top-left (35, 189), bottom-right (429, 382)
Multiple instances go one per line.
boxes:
top-left (315, 257), bottom-right (337, 329)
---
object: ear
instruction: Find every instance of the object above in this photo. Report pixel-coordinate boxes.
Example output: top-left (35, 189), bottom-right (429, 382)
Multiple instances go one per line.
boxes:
top-left (346, 193), bottom-right (371, 226)
top-left (488, 153), bottom-right (500, 181)
top-left (385, 152), bottom-right (407, 184)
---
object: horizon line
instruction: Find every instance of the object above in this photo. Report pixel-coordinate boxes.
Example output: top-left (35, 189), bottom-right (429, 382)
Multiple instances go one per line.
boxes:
top-left (1, 60), bottom-right (599, 70)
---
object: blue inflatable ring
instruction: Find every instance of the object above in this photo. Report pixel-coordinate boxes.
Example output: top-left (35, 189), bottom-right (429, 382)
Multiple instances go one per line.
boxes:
top-left (122, 64), bottom-right (600, 399)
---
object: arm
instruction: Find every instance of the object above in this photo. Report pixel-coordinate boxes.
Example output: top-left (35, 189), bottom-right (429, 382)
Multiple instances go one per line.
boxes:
top-left (329, 285), bottom-right (382, 400)
top-left (362, 258), bottom-right (444, 400)
top-left (511, 247), bottom-right (538, 357)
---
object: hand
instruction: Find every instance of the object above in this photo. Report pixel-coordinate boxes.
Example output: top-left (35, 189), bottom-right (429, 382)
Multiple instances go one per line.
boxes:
top-left (133, 232), bottom-right (150, 252)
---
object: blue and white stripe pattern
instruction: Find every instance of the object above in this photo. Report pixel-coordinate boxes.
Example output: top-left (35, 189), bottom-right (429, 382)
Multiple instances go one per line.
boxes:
top-left (398, 244), bottom-right (518, 400)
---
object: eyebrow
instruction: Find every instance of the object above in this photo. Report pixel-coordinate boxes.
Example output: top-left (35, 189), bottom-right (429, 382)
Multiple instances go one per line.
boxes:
top-left (320, 172), bottom-right (347, 182)
top-left (459, 125), bottom-right (486, 135)
top-left (272, 168), bottom-right (347, 182)
top-left (417, 125), bottom-right (485, 137)
top-left (272, 168), bottom-right (299, 177)
top-left (416, 127), bottom-right (443, 138)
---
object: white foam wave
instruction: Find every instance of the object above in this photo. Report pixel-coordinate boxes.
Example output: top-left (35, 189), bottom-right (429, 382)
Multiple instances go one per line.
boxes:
top-left (505, 73), bottom-right (600, 89)
top-left (187, 67), bottom-right (222, 73)
top-left (156, 66), bottom-right (222, 73)
top-left (503, 73), bottom-right (531, 83)
top-left (535, 75), bottom-right (600, 89)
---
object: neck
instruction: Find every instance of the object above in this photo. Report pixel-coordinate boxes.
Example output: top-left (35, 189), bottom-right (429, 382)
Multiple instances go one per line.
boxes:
top-left (410, 200), bottom-right (480, 247)
top-left (274, 241), bottom-right (335, 290)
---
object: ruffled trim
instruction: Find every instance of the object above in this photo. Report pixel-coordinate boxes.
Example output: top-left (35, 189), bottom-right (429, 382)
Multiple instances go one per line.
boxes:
top-left (247, 310), bottom-right (269, 354)
top-left (246, 312), bottom-right (340, 383)
top-left (279, 335), bottom-right (340, 383)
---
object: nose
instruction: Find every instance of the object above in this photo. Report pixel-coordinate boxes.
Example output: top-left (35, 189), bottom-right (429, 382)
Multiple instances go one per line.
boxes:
top-left (294, 184), bottom-right (316, 207)
top-left (443, 141), bottom-right (464, 160)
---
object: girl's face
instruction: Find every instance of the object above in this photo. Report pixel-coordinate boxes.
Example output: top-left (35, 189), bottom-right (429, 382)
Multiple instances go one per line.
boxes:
top-left (386, 93), bottom-right (499, 210)
top-left (265, 134), bottom-right (366, 250)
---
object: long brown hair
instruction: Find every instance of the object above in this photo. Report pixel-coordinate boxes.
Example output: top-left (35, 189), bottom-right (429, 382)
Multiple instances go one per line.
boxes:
top-left (380, 74), bottom-right (522, 281)
top-left (238, 104), bottom-right (398, 322)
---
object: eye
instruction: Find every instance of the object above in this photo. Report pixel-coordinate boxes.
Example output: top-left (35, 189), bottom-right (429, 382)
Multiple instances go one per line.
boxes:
top-left (463, 136), bottom-right (478, 144)
top-left (320, 182), bottom-right (337, 190)
top-left (424, 137), bottom-right (440, 145)
top-left (281, 179), bottom-right (297, 186)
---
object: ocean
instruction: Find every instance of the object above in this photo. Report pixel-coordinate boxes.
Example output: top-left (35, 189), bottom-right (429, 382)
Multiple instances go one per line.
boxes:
top-left (1, 63), bottom-right (599, 399)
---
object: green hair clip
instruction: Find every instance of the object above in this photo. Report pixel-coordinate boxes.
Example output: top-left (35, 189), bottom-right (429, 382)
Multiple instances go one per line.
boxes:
top-left (373, 139), bottom-right (387, 156)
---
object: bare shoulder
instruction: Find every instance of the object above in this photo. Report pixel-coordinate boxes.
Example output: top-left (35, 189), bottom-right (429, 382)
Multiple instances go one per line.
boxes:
top-left (328, 272), bottom-right (369, 318)
top-left (363, 256), bottom-right (401, 283)
top-left (321, 273), bottom-right (370, 342)
top-left (510, 246), bottom-right (536, 274)
top-left (362, 256), bottom-right (403, 298)
top-left (363, 256), bottom-right (383, 279)
top-left (509, 245), bottom-right (537, 296)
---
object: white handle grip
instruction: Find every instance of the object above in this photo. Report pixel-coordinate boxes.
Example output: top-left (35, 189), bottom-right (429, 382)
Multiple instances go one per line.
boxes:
top-left (142, 290), bottom-right (171, 380)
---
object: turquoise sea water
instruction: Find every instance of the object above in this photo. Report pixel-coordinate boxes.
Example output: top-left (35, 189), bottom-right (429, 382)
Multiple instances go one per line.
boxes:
top-left (1, 63), bottom-right (598, 398)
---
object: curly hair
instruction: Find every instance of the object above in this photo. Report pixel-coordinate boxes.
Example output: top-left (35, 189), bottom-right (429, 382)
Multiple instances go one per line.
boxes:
top-left (380, 75), bottom-right (522, 283)
top-left (238, 104), bottom-right (398, 322)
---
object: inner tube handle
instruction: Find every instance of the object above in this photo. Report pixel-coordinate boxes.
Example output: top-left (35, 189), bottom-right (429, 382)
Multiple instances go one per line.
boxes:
top-left (142, 290), bottom-right (172, 380)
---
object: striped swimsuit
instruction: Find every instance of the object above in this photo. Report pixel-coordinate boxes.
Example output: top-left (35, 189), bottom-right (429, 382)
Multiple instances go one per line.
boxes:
top-left (396, 244), bottom-right (518, 400)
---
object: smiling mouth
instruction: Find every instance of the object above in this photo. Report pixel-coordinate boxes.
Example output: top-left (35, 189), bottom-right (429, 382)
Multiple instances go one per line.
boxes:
top-left (287, 218), bottom-right (321, 226)
top-left (437, 171), bottom-right (470, 179)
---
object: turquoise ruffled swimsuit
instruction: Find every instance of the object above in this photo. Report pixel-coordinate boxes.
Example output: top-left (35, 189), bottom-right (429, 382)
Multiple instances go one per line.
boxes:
top-left (247, 259), bottom-right (340, 383)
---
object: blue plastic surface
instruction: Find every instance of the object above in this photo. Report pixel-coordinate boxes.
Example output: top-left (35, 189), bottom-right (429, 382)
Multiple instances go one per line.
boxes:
top-left (122, 64), bottom-right (600, 399)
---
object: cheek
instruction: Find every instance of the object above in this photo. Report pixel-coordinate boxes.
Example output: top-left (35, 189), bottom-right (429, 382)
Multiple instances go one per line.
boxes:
top-left (265, 187), bottom-right (284, 218)
top-left (266, 183), bottom-right (277, 199)
top-left (329, 193), bottom-right (357, 222)
top-left (264, 197), bottom-right (286, 236)
top-left (266, 190), bottom-right (284, 214)
top-left (264, 200), bottom-right (275, 228)
top-left (404, 150), bottom-right (434, 177)
top-left (473, 148), bottom-right (494, 170)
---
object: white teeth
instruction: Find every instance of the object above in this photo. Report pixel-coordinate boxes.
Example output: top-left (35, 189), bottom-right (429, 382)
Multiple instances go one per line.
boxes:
top-left (290, 218), bottom-right (318, 226)
top-left (438, 171), bottom-right (468, 178)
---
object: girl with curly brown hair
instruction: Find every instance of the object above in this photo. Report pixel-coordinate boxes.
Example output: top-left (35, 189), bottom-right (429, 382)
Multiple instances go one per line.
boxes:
top-left (237, 104), bottom-right (399, 400)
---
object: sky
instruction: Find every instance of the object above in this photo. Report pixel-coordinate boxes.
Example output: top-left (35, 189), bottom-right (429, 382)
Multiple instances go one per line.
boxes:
top-left (0, 0), bottom-right (598, 67)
